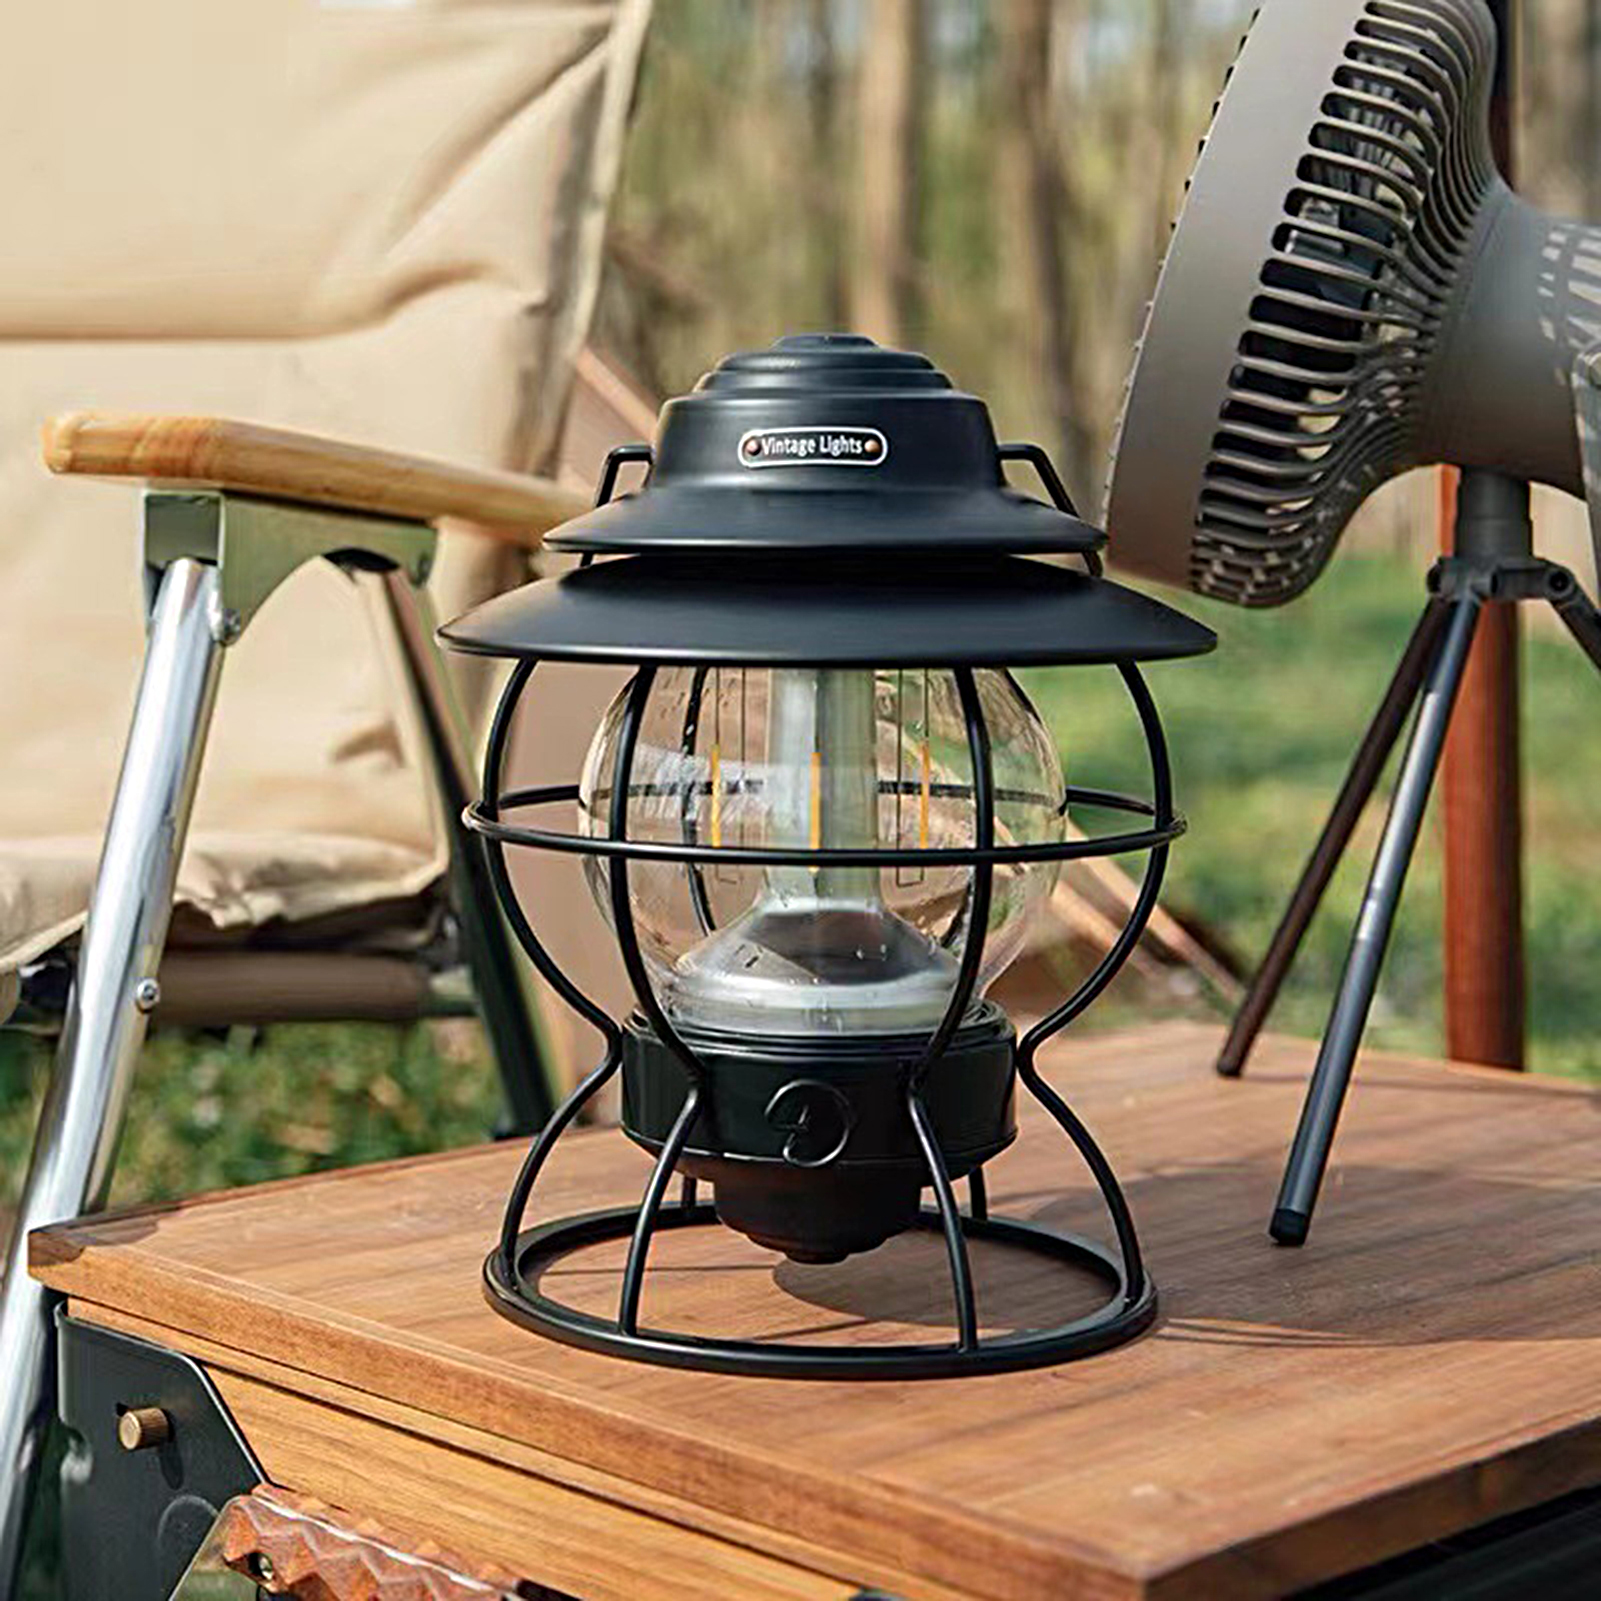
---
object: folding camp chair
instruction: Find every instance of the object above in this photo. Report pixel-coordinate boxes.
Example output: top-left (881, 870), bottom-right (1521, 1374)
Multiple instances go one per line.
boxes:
top-left (0, 1), bottom-right (652, 1584)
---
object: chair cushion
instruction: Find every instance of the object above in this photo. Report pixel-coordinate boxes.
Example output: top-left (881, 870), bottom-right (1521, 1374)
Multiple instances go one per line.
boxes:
top-left (0, 0), bottom-right (651, 978)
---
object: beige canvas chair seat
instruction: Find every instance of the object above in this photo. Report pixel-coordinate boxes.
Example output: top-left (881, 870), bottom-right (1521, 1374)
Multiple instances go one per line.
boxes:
top-left (0, 0), bottom-right (650, 1024)
top-left (0, 487), bottom-right (445, 978)
top-left (1, 828), bottom-right (439, 977)
top-left (0, 3), bottom-right (652, 1580)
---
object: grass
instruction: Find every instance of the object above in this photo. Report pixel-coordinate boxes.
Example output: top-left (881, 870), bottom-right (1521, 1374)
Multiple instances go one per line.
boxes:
top-left (0, 1019), bottom-right (504, 1215)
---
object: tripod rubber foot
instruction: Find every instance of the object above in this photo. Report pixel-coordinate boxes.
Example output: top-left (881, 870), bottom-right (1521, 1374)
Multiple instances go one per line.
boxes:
top-left (1215, 1054), bottom-right (1245, 1079)
top-left (1270, 1207), bottom-right (1310, 1247)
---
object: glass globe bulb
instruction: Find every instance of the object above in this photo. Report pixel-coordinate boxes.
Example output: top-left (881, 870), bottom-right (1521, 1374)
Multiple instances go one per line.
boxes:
top-left (578, 667), bottom-right (1064, 1037)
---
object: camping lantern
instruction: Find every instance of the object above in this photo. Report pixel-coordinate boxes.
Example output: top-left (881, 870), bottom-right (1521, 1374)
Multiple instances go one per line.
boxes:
top-left (444, 335), bottom-right (1215, 1378)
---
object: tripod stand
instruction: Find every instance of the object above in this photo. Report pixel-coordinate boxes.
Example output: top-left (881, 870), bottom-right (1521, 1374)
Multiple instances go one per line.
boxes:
top-left (1217, 470), bottom-right (1601, 1246)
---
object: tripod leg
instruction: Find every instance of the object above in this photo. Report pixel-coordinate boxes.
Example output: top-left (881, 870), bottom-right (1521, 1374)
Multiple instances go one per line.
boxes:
top-left (1270, 594), bottom-right (1481, 1247)
top-left (1550, 579), bottom-right (1601, 676)
top-left (1218, 599), bottom-right (1451, 1077)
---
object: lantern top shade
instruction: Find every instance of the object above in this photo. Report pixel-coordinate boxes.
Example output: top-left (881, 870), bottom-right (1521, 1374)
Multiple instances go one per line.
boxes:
top-left (546, 334), bottom-right (1104, 558)
top-left (438, 554), bottom-right (1217, 668)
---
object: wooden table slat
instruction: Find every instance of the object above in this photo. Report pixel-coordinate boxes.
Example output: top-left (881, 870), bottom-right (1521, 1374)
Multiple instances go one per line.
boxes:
top-left (31, 1024), bottom-right (1601, 1600)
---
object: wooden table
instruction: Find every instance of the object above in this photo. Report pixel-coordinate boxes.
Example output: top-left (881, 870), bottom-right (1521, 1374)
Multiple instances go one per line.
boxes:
top-left (30, 1024), bottom-right (1601, 1600)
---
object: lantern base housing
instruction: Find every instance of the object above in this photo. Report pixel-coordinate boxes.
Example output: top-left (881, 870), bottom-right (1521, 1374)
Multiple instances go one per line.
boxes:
top-left (621, 1009), bottom-right (1017, 1263)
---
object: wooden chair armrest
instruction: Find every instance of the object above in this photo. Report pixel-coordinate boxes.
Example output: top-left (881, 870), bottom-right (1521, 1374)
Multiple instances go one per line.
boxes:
top-left (42, 412), bottom-right (592, 548)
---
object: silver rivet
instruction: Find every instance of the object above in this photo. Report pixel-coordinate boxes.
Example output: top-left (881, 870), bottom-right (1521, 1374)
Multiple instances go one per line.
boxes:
top-left (134, 978), bottom-right (161, 1013)
top-left (212, 606), bottom-right (243, 645)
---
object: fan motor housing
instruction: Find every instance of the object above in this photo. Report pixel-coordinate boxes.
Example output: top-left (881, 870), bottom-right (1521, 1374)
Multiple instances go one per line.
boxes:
top-left (1107, 0), bottom-right (1601, 607)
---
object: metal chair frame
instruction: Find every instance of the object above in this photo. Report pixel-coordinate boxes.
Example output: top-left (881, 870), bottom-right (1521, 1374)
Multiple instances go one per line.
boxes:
top-left (0, 489), bottom-right (559, 1588)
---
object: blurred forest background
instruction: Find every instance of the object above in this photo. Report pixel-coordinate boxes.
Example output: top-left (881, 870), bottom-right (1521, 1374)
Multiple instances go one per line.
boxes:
top-left (596, 0), bottom-right (1601, 534)
top-left (10, 0), bottom-right (1601, 1224)
top-left (582, 0), bottom-right (1601, 1081)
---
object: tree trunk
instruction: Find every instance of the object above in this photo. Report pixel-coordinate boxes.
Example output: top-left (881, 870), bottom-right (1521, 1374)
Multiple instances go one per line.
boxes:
top-left (996, 0), bottom-right (1095, 503)
top-left (852, 0), bottom-right (926, 347)
top-left (809, 0), bottom-right (849, 329)
top-left (1440, 0), bottom-right (1526, 1071)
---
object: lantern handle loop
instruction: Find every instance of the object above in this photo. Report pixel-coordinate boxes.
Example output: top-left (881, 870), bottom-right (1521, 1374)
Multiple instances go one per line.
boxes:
top-left (997, 441), bottom-right (1076, 515)
top-left (998, 442), bottom-right (1102, 577)
top-left (595, 443), bottom-right (655, 508)
top-left (578, 445), bottom-right (657, 569)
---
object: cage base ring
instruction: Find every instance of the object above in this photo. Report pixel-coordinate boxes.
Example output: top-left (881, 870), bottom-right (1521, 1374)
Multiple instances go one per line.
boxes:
top-left (483, 1203), bottom-right (1158, 1380)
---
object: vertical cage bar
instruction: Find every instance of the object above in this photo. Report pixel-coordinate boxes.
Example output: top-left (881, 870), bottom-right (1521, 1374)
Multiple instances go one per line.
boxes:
top-left (480, 660), bottom-right (624, 1272)
top-left (1019, 663), bottom-right (1173, 1058)
top-left (905, 667), bottom-right (995, 1351)
top-left (911, 668), bottom-right (994, 1083)
top-left (1011, 662), bottom-right (1172, 1303)
top-left (908, 1088), bottom-right (979, 1350)
top-left (679, 666), bottom-right (717, 934)
top-left (967, 1165), bottom-right (989, 1222)
top-left (605, 668), bottom-right (717, 1330)
top-left (619, 1087), bottom-right (702, 1334)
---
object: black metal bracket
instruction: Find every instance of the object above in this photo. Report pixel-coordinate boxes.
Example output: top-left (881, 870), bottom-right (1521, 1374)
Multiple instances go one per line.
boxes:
top-left (1423, 549), bottom-right (1601, 671)
top-left (56, 1310), bottom-right (261, 1601)
top-left (1429, 550), bottom-right (1592, 608)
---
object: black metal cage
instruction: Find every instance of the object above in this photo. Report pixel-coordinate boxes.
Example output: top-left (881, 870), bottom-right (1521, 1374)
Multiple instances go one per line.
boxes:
top-left (445, 335), bottom-right (1214, 1378)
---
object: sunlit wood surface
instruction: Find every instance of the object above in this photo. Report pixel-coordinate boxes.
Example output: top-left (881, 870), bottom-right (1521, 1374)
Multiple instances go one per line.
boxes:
top-left (32, 1023), bottom-right (1601, 1600)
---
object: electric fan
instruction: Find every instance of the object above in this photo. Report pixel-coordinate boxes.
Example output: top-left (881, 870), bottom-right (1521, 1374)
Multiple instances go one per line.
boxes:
top-left (1106, 0), bottom-right (1601, 1245)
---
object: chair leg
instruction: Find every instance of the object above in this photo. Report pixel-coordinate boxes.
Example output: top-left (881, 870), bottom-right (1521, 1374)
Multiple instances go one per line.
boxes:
top-left (0, 559), bottom-right (224, 1593)
top-left (377, 572), bottom-right (558, 1134)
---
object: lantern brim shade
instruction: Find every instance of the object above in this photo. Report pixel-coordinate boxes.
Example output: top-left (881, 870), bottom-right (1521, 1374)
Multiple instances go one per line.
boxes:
top-left (439, 556), bottom-right (1217, 668)
top-left (546, 484), bottom-right (1105, 557)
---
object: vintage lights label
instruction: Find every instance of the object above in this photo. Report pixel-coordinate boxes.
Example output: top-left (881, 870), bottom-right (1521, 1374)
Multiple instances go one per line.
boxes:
top-left (738, 426), bottom-right (889, 468)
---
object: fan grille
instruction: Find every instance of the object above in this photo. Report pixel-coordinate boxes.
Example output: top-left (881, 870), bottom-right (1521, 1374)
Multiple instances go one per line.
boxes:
top-left (1191, 0), bottom-right (1497, 604)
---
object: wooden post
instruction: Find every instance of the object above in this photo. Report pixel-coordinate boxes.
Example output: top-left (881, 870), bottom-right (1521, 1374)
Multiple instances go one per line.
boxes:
top-left (1439, 0), bottom-right (1526, 1069)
